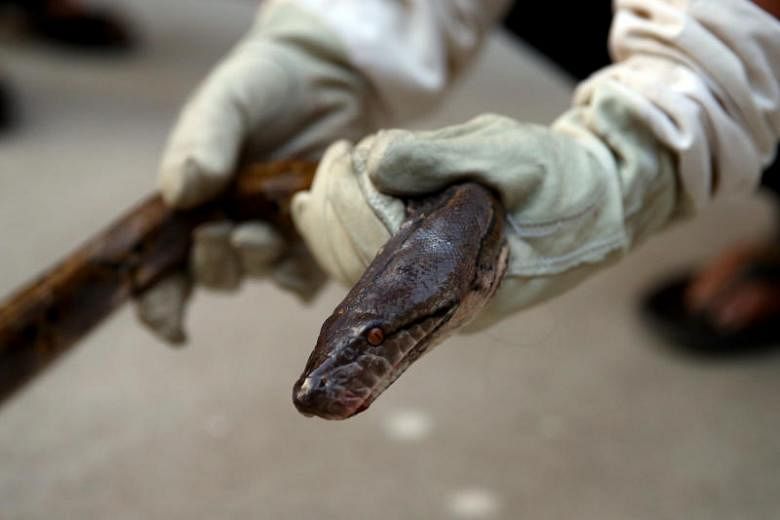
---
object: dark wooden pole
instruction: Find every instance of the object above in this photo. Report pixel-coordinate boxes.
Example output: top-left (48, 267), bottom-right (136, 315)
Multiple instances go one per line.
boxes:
top-left (0, 160), bottom-right (316, 406)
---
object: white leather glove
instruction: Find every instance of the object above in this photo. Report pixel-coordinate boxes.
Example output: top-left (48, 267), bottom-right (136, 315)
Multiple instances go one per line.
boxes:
top-left (293, 86), bottom-right (679, 331)
top-left (136, 2), bottom-right (381, 343)
top-left (292, 0), bottom-right (780, 333)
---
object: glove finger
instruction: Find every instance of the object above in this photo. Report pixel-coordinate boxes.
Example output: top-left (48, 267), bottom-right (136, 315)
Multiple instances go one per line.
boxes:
top-left (270, 241), bottom-right (327, 303)
top-left (191, 222), bottom-right (243, 290)
top-left (158, 50), bottom-right (293, 208)
top-left (230, 221), bottom-right (286, 277)
top-left (135, 272), bottom-right (192, 346)
top-left (158, 81), bottom-right (245, 208)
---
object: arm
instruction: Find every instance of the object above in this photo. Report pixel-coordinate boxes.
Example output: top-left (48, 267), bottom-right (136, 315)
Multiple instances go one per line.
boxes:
top-left (593, 0), bottom-right (780, 208)
top-left (292, 0), bottom-right (780, 330)
top-left (286, 0), bottom-right (512, 122)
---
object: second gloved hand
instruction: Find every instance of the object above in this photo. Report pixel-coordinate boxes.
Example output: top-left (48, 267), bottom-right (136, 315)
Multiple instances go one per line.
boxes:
top-left (293, 85), bottom-right (681, 331)
top-left (137, 1), bottom-right (382, 343)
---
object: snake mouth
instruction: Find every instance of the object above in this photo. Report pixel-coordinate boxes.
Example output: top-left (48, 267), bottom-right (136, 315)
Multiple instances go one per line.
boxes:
top-left (293, 304), bottom-right (456, 420)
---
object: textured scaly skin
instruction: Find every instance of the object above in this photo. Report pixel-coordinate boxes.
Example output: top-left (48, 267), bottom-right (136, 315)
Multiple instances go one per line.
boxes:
top-left (293, 182), bottom-right (508, 420)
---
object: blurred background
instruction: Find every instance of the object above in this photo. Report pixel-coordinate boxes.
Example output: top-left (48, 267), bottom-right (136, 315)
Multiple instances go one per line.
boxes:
top-left (1, 1), bottom-right (779, 518)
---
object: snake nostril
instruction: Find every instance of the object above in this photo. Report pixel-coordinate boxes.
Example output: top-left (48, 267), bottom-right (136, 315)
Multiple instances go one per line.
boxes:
top-left (293, 375), bottom-right (354, 419)
top-left (293, 377), bottom-right (318, 414)
top-left (293, 374), bottom-right (331, 410)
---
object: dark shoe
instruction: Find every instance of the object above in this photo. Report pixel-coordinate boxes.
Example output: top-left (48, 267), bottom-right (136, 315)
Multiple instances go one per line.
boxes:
top-left (640, 245), bottom-right (780, 358)
top-left (0, 0), bottom-right (134, 51)
top-left (28, 7), bottom-right (133, 51)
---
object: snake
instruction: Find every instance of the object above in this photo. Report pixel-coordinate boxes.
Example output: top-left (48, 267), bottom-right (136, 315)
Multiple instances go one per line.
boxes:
top-left (293, 182), bottom-right (509, 420)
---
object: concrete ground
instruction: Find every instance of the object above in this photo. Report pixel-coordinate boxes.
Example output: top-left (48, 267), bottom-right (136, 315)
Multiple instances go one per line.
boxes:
top-left (1, 1), bottom-right (779, 519)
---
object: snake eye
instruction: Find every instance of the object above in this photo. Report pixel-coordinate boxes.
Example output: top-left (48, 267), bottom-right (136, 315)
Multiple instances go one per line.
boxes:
top-left (366, 327), bottom-right (384, 346)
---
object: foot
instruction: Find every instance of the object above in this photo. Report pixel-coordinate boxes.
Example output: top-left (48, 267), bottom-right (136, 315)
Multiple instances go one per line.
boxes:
top-left (640, 240), bottom-right (780, 355)
top-left (685, 242), bottom-right (780, 332)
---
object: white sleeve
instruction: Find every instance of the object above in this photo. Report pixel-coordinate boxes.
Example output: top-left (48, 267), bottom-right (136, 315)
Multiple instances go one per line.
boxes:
top-left (576, 0), bottom-right (780, 208)
top-left (282, 0), bottom-right (512, 122)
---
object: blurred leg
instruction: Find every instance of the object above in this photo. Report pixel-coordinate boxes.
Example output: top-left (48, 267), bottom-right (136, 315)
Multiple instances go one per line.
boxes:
top-left (682, 152), bottom-right (780, 331)
top-left (641, 152), bottom-right (780, 353)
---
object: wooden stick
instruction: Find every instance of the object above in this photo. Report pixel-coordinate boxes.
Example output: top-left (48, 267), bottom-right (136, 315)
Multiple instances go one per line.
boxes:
top-left (0, 160), bottom-right (316, 406)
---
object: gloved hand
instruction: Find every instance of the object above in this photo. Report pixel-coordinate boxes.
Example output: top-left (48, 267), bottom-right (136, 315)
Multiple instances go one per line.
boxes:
top-left (293, 83), bottom-right (681, 331)
top-left (136, 2), bottom-right (382, 343)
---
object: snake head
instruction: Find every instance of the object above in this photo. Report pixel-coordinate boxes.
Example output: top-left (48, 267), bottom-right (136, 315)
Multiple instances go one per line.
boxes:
top-left (292, 183), bottom-right (507, 421)
top-left (293, 301), bottom-right (456, 420)
top-left (293, 310), bottom-right (386, 419)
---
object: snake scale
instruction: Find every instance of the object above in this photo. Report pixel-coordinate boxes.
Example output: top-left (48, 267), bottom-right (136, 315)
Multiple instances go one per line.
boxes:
top-left (293, 182), bottom-right (508, 420)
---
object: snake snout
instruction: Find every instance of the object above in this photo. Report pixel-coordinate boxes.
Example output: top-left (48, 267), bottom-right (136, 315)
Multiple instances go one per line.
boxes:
top-left (292, 370), bottom-right (368, 420)
top-left (292, 374), bottom-right (330, 417)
